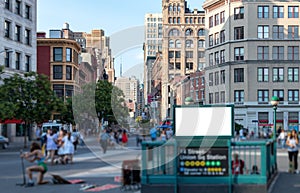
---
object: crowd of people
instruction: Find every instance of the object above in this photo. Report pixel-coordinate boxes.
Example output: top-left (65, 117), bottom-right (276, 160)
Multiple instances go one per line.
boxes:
top-left (35, 127), bottom-right (81, 165)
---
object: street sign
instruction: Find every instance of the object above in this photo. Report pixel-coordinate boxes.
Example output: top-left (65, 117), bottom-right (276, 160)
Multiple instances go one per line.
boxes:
top-left (178, 147), bottom-right (229, 176)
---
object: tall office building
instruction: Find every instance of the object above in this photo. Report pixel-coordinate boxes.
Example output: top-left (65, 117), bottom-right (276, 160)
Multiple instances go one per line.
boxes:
top-left (144, 13), bottom-right (163, 104)
top-left (160, 0), bottom-right (206, 119)
top-left (0, 0), bottom-right (37, 142)
top-left (203, 0), bottom-right (300, 133)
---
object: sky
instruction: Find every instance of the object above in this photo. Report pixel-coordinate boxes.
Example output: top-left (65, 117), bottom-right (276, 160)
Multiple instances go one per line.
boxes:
top-left (37, 0), bottom-right (205, 80)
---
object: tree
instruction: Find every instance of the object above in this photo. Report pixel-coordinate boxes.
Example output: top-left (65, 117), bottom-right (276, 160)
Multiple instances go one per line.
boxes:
top-left (0, 72), bottom-right (63, 147)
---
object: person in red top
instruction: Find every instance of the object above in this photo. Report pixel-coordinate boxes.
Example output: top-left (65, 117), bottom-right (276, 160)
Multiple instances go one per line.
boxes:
top-left (232, 153), bottom-right (245, 175)
top-left (121, 130), bottom-right (128, 146)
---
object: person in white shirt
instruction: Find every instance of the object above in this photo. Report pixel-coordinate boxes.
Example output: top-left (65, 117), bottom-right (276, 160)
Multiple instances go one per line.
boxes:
top-left (278, 129), bottom-right (286, 148)
top-left (286, 129), bottom-right (299, 173)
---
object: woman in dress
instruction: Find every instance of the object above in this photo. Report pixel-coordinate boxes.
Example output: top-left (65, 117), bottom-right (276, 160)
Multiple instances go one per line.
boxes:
top-left (45, 129), bottom-right (58, 165)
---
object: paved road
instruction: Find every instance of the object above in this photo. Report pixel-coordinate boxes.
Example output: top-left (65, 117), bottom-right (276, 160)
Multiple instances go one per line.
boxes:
top-left (1, 137), bottom-right (300, 193)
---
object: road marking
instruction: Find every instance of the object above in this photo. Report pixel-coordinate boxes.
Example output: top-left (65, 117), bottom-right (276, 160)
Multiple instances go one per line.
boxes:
top-left (84, 184), bottom-right (120, 192)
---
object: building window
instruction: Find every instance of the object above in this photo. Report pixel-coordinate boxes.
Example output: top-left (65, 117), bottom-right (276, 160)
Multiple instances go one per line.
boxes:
top-left (234, 7), bottom-right (244, 20)
top-left (5, 50), bottom-right (11, 68)
top-left (185, 17), bottom-right (189, 24)
top-left (209, 73), bottom-right (213, 85)
top-left (257, 46), bottom-right (269, 60)
top-left (66, 65), bottom-right (72, 80)
top-left (198, 40), bottom-right (205, 48)
top-left (288, 6), bottom-right (299, 18)
top-left (186, 62), bottom-right (193, 71)
top-left (5, 0), bottom-right (10, 10)
top-left (4, 20), bottom-right (11, 38)
top-left (198, 51), bottom-right (205, 58)
top-left (185, 39), bottom-right (194, 48)
top-left (273, 90), bottom-right (284, 101)
top-left (214, 32), bottom-right (219, 45)
top-left (288, 26), bottom-right (299, 39)
top-left (175, 51), bottom-right (181, 58)
top-left (220, 91), bottom-right (225, 103)
top-left (214, 51), bottom-right (219, 65)
top-left (258, 90), bottom-right (269, 103)
top-left (220, 70), bottom-right (225, 84)
top-left (66, 48), bottom-right (72, 62)
top-left (168, 17), bottom-right (172, 24)
top-left (175, 40), bottom-right (181, 48)
top-left (258, 25), bottom-right (269, 39)
top-left (215, 92), bottom-right (219, 103)
top-left (168, 51), bottom-right (174, 58)
top-left (273, 67), bottom-right (284, 82)
top-left (198, 29), bottom-right (205, 36)
top-left (53, 65), bottom-right (63, 79)
top-left (273, 25), bottom-right (284, 39)
top-left (24, 29), bottom-right (31, 45)
top-left (258, 6), bottom-right (269, 18)
top-left (220, 11), bottom-right (225, 23)
top-left (220, 50), bottom-right (225, 63)
top-left (258, 67), bottom-right (269, 82)
top-left (272, 46), bottom-right (284, 60)
top-left (234, 47), bottom-right (244, 61)
top-left (288, 90), bottom-right (299, 102)
top-left (169, 39), bottom-right (174, 48)
top-left (288, 67), bottom-right (299, 82)
top-left (234, 90), bottom-right (244, 102)
top-left (25, 4), bottom-right (31, 19)
top-left (53, 84), bottom-right (64, 98)
top-left (234, 26), bottom-right (244, 40)
top-left (177, 17), bottom-right (180, 24)
top-left (209, 35), bottom-right (213, 47)
top-left (15, 0), bottom-right (21, 15)
top-left (53, 47), bottom-right (63, 62)
top-left (186, 51), bottom-right (193, 58)
top-left (169, 29), bottom-right (180, 36)
top-left (215, 71), bottom-right (219, 85)
top-left (220, 30), bottom-right (225, 43)
top-left (65, 85), bottom-right (74, 97)
top-left (209, 53), bottom-right (213, 66)
top-left (209, 16), bottom-right (213, 28)
top-left (273, 6), bottom-right (284, 18)
top-left (185, 29), bottom-right (193, 36)
top-left (15, 52), bottom-right (20, 70)
top-left (214, 13), bottom-right (219, 26)
top-left (288, 46), bottom-right (299, 60)
top-left (25, 55), bottom-right (30, 72)
top-left (234, 68), bottom-right (244, 82)
top-left (15, 25), bottom-right (21, 42)
top-left (209, 93), bottom-right (213, 104)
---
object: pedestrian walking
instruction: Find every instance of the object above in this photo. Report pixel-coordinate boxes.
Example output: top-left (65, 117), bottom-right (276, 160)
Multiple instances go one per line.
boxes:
top-left (286, 129), bottom-right (299, 173)
top-left (99, 129), bottom-right (110, 153)
top-left (160, 130), bottom-right (167, 142)
top-left (278, 129), bottom-right (286, 149)
top-left (45, 129), bottom-right (58, 165)
top-left (20, 142), bottom-right (48, 187)
top-left (71, 128), bottom-right (80, 151)
top-left (232, 153), bottom-right (245, 175)
top-left (121, 130), bottom-right (128, 146)
top-left (150, 127), bottom-right (157, 141)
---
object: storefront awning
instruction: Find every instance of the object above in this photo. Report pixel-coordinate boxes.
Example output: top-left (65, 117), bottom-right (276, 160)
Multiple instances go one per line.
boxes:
top-left (0, 119), bottom-right (24, 124)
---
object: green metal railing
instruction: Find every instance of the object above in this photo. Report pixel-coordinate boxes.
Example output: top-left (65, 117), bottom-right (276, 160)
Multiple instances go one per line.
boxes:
top-left (141, 139), bottom-right (277, 190)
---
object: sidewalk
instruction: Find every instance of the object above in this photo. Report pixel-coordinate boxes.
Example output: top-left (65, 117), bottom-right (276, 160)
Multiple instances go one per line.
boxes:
top-left (270, 172), bottom-right (300, 193)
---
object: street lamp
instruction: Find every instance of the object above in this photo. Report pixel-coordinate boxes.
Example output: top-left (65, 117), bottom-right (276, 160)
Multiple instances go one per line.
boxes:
top-left (271, 96), bottom-right (279, 171)
top-left (184, 96), bottom-right (194, 105)
top-left (271, 96), bottom-right (280, 140)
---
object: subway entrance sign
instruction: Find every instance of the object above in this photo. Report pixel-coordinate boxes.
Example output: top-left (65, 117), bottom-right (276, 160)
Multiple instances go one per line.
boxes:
top-left (178, 147), bottom-right (229, 176)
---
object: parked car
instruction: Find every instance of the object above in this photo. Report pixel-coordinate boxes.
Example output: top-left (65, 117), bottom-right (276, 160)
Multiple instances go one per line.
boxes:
top-left (0, 135), bottom-right (9, 149)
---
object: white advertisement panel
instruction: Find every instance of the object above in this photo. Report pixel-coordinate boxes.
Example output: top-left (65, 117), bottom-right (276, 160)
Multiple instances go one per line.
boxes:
top-left (175, 106), bottom-right (233, 137)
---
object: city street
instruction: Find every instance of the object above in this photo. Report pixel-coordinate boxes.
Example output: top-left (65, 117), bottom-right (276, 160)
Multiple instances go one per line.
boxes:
top-left (0, 135), bottom-right (141, 193)
top-left (1, 136), bottom-right (300, 193)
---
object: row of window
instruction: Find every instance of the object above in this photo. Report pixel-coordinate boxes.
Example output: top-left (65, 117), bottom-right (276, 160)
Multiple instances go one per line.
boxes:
top-left (208, 30), bottom-right (225, 47)
top-left (168, 4), bottom-right (181, 13)
top-left (147, 17), bottom-right (162, 22)
top-left (4, 0), bottom-right (32, 20)
top-left (168, 39), bottom-right (205, 49)
top-left (168, 28), bottom-right (205, 37)
top-left (234, 90), bottom-right (299, 103)
top-left (4, 20), bottom-right (31, 45)
top-left (53, 84), bottom-right (74, 98)
top-left (168, 62), bottom-right (194, 71)
top-left (4, 50), bottom-right (31, 72)
top-left (168, 50), bottom-right (205, 59)
top-left (257, 5), bottom-right (299, 19)
top-left (209, 45), bottom-right (300, 66)
top-left (53, 65), bottom-right (73, 80)
top-left (209, 11), bottom-right (225, 28)
top-left (208, 70), bottom-right (226, 86)
top-left (168, 17), bottom-right (205, 24)
top-left (208, 89), bottom-right (300, 104)
top-left (53, 47), bottom-right (74, 62)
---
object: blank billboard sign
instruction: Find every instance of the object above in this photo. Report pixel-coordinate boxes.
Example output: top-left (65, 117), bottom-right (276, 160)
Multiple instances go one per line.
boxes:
top-left (175, 106), bottom-right (233, 137)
